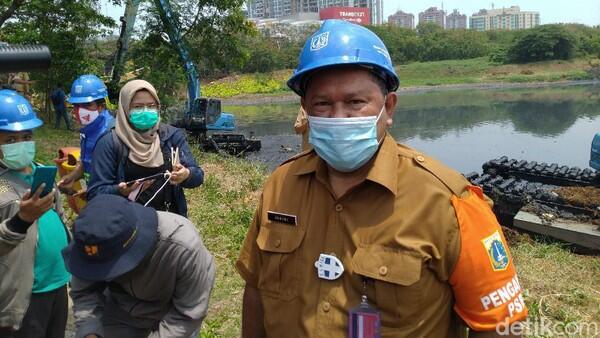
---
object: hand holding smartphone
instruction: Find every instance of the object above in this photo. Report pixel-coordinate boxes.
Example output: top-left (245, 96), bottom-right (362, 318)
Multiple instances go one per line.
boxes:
top-left (31, 165), bottom-right (57, 197)
top-left (18, 165), bottom-right (57, 223)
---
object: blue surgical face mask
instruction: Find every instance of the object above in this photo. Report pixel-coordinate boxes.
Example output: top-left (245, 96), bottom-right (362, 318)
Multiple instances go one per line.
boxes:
top-left (0, 141), bottom-right (35, 170)
top-left (307, 102), bottom-right (386, 173)
top-left (129, 108), bottom-right (159, 130)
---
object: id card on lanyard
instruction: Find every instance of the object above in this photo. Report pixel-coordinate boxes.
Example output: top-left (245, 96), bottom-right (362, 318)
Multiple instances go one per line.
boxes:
top-left (349, 295), bottom-right (381, 338)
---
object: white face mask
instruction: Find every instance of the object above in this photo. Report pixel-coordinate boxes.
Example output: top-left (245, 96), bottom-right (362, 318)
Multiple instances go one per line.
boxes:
top-left (77, 107), bottom-right (100, 126)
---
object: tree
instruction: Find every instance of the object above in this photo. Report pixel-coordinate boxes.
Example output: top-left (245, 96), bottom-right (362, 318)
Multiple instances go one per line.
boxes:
top-left (0, 0), bottom-right (26, 28)
top-left (416, 22), bottom-right (443, 36)
top-left (368, 24), bottom-right (419, 64)
top-left (0, 0), bottom-right (118, 95)
top-left (506, 24), bottom-right (577, 63)
top-left (129, 0), bottom-right (252, 102)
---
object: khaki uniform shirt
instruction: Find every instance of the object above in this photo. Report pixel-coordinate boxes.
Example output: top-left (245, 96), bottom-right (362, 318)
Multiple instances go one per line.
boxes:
top-left (237, 134), bottom-right (475, 337)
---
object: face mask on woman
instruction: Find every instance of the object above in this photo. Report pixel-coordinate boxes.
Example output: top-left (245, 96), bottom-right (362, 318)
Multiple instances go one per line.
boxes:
top-left (0, 141), bottom-right (35, 170)
top-left (129, 108), bottom-right (159, 130)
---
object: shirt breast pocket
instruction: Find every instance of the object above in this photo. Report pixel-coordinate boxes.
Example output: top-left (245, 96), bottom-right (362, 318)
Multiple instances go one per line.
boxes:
top-left (352, 247), bottom-right (424, 327)
top-left (255, 221), bottom-right (306, 301)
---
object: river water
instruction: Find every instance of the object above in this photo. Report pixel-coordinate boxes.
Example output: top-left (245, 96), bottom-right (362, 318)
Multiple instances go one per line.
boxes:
top-left (226, 84), bottom-right (600, 173)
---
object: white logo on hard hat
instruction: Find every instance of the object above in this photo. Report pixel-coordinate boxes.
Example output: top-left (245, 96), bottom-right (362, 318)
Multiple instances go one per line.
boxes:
top-left (75, 85), bottom-right (83, 94)
top-left (373, 45), bottom-right (391, 62)
top-left (311, 32), bottom-right (330, 51)
top-left (16, 104), bottom-right (28, 115)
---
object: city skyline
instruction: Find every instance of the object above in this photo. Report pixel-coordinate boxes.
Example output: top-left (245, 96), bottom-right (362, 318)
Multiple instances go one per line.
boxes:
top-left (384, 0), bottom-right (599, 26)
top-left (99, 0), bottom-right (600, 27)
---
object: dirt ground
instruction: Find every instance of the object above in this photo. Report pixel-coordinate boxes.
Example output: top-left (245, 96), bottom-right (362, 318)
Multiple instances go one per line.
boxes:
top-left (554, 186), bottom-right (600, 208)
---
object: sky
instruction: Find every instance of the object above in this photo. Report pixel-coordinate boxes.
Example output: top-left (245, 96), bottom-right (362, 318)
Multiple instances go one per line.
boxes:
top-left (99, 0), bottom-right (600, 27)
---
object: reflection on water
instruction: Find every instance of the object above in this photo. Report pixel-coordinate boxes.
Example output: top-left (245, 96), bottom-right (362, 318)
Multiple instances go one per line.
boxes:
top-left (227, 84), bottom-right (600, 173)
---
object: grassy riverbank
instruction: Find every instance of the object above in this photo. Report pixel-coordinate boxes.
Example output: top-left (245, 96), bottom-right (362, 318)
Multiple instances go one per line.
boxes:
top-left (203, 57), bottom-right (596, 98)
top-left (35, 127), bottom-right (600, 337)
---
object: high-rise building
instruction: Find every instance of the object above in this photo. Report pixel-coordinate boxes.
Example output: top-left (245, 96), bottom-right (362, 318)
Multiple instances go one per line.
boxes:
top-left (248, 0), bottom-right (266, 18)
top-left (469, 6), bottom-right (540, 31)
top-left (418, 7), bottom-right (445, 28)
top-left (388, 10), bottom-right (414, 29)
top-left (247, 0), bottom-right (383, 24)
top-left (446, 9), bottom-right (466, 29)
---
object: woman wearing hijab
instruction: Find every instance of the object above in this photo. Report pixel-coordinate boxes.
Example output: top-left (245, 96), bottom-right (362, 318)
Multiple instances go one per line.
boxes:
top-left (87, 80), bottom-right (203, 217)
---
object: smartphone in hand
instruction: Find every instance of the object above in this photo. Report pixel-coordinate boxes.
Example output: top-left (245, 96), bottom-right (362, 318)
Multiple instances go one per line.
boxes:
top-left (31, 165), bottom-right (57, 197)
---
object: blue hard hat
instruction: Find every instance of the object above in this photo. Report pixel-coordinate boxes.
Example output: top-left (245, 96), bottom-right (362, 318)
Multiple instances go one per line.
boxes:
top-left (68, 74), bottom-right (108, 104)
top-left (287, 20), bottom-right (400, 96)
top-left (0, 90), bottom-right (43, 131)
top-left (0, 89), bottom-right (18, 96)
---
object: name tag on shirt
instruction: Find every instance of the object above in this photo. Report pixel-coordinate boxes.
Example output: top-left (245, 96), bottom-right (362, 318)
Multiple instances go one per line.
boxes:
top-left (267, 211), bottom-right (297, 226)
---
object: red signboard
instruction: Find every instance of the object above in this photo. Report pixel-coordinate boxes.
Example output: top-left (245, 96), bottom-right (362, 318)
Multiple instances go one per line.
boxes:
top-left (319, 7), bottom-right (371, 25)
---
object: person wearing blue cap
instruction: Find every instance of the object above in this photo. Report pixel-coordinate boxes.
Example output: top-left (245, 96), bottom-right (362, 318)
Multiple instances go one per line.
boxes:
top-left (63, 194), bottom-right (215, 338)
top-left (236, 20), bottom-right (526, 338)
top-left (57, 74), bottom-right (114, 198)
top-left (0, 90), bottom-right (70, 338)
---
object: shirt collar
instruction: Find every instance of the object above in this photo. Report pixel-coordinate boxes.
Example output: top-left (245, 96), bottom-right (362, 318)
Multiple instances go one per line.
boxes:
top-left (365, 133), bottom-right (399, 195)
top-left (290, 133), bottom-right (399, 195)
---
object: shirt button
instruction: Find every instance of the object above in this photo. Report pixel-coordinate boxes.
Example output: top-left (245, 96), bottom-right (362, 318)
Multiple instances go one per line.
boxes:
top-left (335, 204), bottom-right (343, 212)
top-left (379, 266), bottom-right (388, 276)
top-left (322, 302), bottom-right (331, 312)
top-left (274, 239), bottom-right (281, 248)
top-left (416, 155), bottom-right (425, 162)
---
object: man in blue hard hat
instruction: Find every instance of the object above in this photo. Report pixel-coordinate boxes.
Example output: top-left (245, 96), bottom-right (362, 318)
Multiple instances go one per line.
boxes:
top-left (57, 74), bottom-right (114, 197)
top-left (236, 20), bottom-right (526, 338)
top-left (0, 90), bottom-right (70, 338)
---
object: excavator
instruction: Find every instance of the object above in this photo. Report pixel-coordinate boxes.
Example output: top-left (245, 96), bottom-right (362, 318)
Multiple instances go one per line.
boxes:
top-left (108, 0), bottom-right (260, 155)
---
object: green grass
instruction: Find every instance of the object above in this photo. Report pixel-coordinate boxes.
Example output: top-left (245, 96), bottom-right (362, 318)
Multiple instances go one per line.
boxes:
top-left (33, 125), bottom-right (80, 165)
top-left (204, 57), bottom-right (595, 98)
top-left (398, 57), bottom-right (594, 87)
top-left (187, 152), bottom-right (266, 337)
top-left (203, 71), bottom-right (290, 98)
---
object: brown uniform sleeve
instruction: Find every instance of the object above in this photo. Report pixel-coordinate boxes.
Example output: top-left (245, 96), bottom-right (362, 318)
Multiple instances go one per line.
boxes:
top-left (442, 207), bottom-right (462, 281)
top-left (426, 196), bottom-right (462, 282)
top-left (235, 195), bottom-right (263, 288)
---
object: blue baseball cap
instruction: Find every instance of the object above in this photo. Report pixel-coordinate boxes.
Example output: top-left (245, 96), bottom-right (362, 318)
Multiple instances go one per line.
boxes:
top-left (62, 195), bottom-right (158, 281)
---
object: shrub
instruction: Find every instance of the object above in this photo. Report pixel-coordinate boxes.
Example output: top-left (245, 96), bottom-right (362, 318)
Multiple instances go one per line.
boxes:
top-left (507, 24), bottom-right (578, 63)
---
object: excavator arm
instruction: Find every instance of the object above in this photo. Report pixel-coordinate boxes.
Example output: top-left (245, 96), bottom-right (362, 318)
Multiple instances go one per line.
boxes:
top-left (108, 0), bottom-right (142, 99)
top-left (153, 0), bottom-right (201, 106)
top-left (109, 0), bottom-right (219, 130)
top-left (110, 0), bottom-right (201, 107)
top-left (109, 0), bottom-right (260, 154)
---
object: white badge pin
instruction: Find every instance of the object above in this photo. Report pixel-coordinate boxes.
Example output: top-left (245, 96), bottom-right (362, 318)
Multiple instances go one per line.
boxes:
top-left (314, 253), bottom-right (344, 280)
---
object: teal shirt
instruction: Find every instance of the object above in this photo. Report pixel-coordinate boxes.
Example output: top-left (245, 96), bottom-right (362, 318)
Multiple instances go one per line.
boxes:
top-left (15, 165), bottom-right (71, 293)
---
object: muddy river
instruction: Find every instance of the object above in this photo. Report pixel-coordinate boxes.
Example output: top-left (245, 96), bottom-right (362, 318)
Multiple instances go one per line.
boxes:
top-left (225, 84), bottom-right (600, 173)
